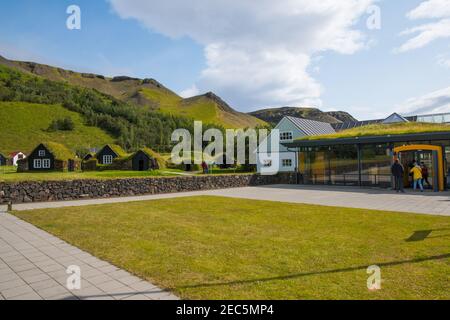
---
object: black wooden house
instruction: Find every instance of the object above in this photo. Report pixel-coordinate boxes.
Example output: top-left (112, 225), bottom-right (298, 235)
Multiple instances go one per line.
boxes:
top-left (96, 144), bottom-right (127, 165)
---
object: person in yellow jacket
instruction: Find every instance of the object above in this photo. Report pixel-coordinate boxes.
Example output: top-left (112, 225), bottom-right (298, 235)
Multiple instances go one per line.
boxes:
top-left (410, 162), bottom-right (424, 192)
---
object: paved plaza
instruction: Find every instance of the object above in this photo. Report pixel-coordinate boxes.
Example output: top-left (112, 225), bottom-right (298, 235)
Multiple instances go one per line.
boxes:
top-left (4, 184), bottom-right (450, 216)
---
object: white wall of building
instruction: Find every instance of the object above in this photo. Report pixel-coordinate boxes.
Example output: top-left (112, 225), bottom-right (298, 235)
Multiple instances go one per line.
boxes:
top-left (256, 117), bottom-right (306, 174)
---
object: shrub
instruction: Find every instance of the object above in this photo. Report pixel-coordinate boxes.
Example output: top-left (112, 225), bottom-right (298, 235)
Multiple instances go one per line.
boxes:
top-left (47, 117), bottom-right (75, 131)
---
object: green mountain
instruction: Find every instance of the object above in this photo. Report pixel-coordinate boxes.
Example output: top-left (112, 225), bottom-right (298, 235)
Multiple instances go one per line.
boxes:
top-left (0, 55), bottom-right (264, 129)
top-left (249, 107), bottom-right (357, 126)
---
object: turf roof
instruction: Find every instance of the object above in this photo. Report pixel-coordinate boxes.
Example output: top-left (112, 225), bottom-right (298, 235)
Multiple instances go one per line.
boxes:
top-left (41, 142), bottom-right (76, 161)
top-left (297, 122), bottom-right (450, 141)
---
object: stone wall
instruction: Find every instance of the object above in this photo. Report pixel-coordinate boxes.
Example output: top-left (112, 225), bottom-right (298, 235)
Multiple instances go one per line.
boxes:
top-left (0, 173), bottom-right (297, 204)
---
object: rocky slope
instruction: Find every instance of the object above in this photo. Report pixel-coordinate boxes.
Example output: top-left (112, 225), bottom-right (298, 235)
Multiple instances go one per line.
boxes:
top-left (249, 107), bottom-right (357, 126)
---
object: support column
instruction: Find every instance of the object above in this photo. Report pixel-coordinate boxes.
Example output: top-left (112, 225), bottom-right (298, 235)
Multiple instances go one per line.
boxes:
top-left (357, 144), bottom-right (362, 187)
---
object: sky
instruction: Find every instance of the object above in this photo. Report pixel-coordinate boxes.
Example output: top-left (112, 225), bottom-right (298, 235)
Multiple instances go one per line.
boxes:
top-left (0, 0), bottom-right (449, 120)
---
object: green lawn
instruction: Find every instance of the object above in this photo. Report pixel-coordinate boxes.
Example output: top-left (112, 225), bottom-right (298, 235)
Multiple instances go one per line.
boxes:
top-left (14, 196), bottom-right (450, 300)
top-left (0, 168), bottom-right (185, 182)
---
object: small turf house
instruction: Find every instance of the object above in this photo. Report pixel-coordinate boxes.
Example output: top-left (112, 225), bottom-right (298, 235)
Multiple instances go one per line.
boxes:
top-left (131, 148), bottom-right (163, 171)
top-left (106, 148), bottom-right (165, 171)
top-left (96, 144), bottom-right (127, 165)
top-left (18, 142), bottom-right (79, 172)
top-left (83, 152), bottom-right (95, 161)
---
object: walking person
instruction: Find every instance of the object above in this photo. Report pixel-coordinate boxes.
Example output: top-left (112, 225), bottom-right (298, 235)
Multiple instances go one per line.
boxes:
top-left (391, 159), bottom-right (405, 193)
top-left (420, 162), bottom-right (431, 188)
top-left (410, 162), bottom-right (424, 192)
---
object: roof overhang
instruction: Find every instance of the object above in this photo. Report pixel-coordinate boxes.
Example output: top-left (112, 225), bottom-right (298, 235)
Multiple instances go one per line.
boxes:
top-left (283, 131), bottom-right (450, 149)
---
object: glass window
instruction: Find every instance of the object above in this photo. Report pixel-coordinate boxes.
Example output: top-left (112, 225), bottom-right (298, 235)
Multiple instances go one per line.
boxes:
top-left (361, 144), bottom-right (392, 187)
top-left (328, 145), bottom-right (359, 186)
top-left (103, 155), bottom-right (113, 164)
top-left (282, 159), bottom-right (292, 167)
top-left (38, 150), bottom-right (45, 156)
top-left (42, 159), bottom-right (51, 168)
top-left (280, 132), bottom-right (293, 141)
top-left (33, 159), bottom-right (42, 169)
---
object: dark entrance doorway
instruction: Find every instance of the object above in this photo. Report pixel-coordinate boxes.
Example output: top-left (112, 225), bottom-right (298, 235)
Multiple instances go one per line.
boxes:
top-left (68, 159), bottom-right (75, 172)
top-left (397, 150), bottom-right (434, 190)
top-left (394, 144), bottom-right (444, 192)
top-left (138, 160), bottom-right (144, 171)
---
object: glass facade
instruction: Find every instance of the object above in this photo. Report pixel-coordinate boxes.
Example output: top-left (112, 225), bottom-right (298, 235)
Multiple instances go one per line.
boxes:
top-left (361, 144), bottom-right (392, 187)
top-left (297, 139), bottom-right (450, 190)
top-left (300, 145), bottom-right (360, 186)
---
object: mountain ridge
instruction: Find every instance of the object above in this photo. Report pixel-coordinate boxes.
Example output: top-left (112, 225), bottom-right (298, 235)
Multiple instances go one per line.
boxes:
top-left (0, 55), bottom-right (264, 129)
top-left (249, 106), bottom-right (357, 126)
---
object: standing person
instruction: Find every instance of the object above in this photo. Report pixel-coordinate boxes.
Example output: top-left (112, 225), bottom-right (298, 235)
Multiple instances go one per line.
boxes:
top-left (410, 162), bottom-right (424, 192)
top-left (421, 162), bottom-right (431, 188)
top-left (201, 161), bottom-right (207, 174)
top-left (391, 159), bottom-right (405, 193)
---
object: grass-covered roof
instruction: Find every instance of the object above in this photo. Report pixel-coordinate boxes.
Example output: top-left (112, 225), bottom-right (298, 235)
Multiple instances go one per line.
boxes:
top-left (297, 122), bottom-right (450, 141)
top-left (138, 147), bottom-right (166, 169)
top-left (42, 142), bottom-right (76, 161)
top-left (104, 144), bottom-right (128, 157)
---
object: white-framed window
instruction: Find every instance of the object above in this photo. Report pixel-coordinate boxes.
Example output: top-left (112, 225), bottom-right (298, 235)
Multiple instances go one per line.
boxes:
top-left (33, 159), bottom-right (42, 169)
top-left (263, 160), bottom-right (272, 167)
top-left (282, 159), bottom-right (293, 167)
top-left (280, 131), bottom-right (293, 141)
top-left (42, 159), bottom-right (51, 169)
top-left (38, 150), bottom-right (46, 157)
top-left (103, 155), bottom-right (113, 164)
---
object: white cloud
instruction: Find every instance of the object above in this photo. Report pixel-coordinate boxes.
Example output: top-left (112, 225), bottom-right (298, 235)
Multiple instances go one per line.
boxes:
top-left (179, 84), bottom-right (200, 98)
top-left (109, 0), bottom-right (374, 110)
top-left (437, 53), bottom-right (450, 68)
top-left (396, 86), bottom-right (450, 115)
top-left (397, 0), bottom-right (450, 53)
top-left (407, 0), bottom-right (450, 19)
top-left (396, 19), bottom-right (450, 53)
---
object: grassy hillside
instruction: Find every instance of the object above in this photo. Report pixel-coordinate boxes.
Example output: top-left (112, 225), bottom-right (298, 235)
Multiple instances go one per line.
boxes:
top-left (0, 55), bottom-right (265, 129)
top-left (0, 64), bottom-right (217, 152)
top-left (141, 88), bottom-right (264, 128)
top-left (0, 101), bottom-right (114, 154)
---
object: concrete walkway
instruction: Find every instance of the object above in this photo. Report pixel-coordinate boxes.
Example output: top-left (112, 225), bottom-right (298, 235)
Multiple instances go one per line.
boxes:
top-left (0, 213), bottom-right (178, 300)
top-left (4, 185), bottom-right (450, 216)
